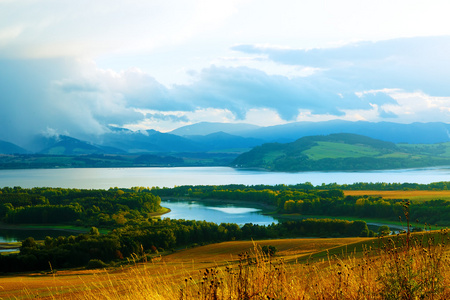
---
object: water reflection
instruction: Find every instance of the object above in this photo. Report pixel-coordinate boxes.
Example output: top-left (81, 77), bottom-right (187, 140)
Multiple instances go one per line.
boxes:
top-left (0, 228), bottom-right (84, 243)
top-left (1, 166), bottom-right (450, 189)
top-left (207, 207), bottom-right (261, 214)
top-left (161, 199), bottom-right (276, 226)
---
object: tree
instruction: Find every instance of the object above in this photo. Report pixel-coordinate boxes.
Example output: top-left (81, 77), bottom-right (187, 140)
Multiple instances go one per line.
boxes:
top-left (348, 220), bottom-right (370, 237)
top-left (89, 227), bottom-right (100, 236)
top-left (261, 245), bottom-right (277, 257)
top-left (378, 225), bottom-right (390, 236)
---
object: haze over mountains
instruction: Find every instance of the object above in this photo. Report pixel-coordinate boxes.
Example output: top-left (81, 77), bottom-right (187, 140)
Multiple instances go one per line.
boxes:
top-left (1, 121), bottom-right (450, 155)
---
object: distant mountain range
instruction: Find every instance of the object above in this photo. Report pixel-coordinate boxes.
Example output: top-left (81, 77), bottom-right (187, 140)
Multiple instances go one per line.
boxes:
top-left (1, 121), bottom-right (450, 158)
top-left (170, 122), bottom-right (261, 136)
top-left (170, 120), bottom-right (450, 144)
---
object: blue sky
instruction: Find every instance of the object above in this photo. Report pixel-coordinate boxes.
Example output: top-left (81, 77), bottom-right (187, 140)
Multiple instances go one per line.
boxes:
top-left (1, 0), bottom-right (450, 144)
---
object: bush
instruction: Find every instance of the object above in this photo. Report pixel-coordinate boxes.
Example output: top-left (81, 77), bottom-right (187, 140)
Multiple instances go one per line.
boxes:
top-left (261, 245), bottom-right (277, 257)
top-left (86, 259), bottom-right (108, 269)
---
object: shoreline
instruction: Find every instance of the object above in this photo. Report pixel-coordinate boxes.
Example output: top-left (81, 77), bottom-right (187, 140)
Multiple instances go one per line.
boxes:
top-left (0, 223), bottom-right (90, 235)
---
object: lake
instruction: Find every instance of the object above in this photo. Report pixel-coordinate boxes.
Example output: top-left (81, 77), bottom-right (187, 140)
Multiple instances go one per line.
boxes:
top-left (161, 199), bottom-right (276, 226)
top-left (1, 166), bottom-right (449, 189)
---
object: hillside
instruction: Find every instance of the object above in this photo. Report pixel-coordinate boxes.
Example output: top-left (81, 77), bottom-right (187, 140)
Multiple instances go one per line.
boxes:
top-left (0, 140), bottom-right (28, 154)
top-left (232, 133), bottom-right (450, 171)
top-left (1, 233), bottom-right (448, 299)
top-left (170, 121), bottom-right (261, 136)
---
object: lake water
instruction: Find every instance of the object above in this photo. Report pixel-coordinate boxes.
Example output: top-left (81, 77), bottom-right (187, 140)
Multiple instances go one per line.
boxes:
top-left (1, 166), bottom-right (449, 189)
top-left (161, 199), bottom-right (276, 226)
top-left (0, 166), bottom-right (448, 244)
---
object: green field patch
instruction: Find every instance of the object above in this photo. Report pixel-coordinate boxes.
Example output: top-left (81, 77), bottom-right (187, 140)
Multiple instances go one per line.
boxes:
top-left (303, 142), bottom-right (380, 160)
top-left (398, 142), bottom-right (450, 157)
top-left (442, 142), bottom-right (450, 156)
top-left (46, 147), bottom-right (66, 155)
top-left (262, 150), bottom-right (285, 163)
top-left (377, 152), bottom-right (411, 158)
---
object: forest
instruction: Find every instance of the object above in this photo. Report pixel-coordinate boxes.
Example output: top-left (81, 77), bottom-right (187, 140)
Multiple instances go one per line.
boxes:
top-left (0, 186), bottom-right (372, 272)
top-left (0, 182), bottom-right (449, 272)
top-left (152, 183), bottom-right (450, 225)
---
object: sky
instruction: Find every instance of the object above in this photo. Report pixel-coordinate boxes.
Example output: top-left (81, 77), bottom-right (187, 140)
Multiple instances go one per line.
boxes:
top-left (1, 0), bottom-right (450, 145)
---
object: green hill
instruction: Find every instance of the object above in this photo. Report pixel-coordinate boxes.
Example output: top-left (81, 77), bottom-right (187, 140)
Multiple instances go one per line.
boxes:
top-left (232, 133), bottom-right (450, 171)
top-left (0, 140), bottom-right (29, 154)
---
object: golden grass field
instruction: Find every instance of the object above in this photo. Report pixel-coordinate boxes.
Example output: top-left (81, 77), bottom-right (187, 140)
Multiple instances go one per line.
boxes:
top-left (343, 190), bottom-right (450, 202)
top-left (1, 231), bottom-right (449, 299)
top-left (0, 237), bottom-right (364, 299)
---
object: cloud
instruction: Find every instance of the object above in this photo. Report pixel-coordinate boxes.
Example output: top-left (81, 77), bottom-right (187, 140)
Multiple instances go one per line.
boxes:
top-left (232, 36), bottom-right (450, 96)
top-left (176, 65), bottom-right (374, 120)
top-left (0, 58), bottom-right (147, 145)
top-left (378, 109), bottom-right (398, 119)
top-left (2, 36), bottom-right (450, 146)
top-left (227, 36), bottom-right (450, 123)
top-left (145, 112), bottom-right (189, 123)
top-left (0, 0), bottom-right (242, 58)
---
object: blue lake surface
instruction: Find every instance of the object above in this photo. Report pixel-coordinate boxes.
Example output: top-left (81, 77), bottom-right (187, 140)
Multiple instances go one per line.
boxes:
top-left (161, 199), bottom-right (276, 226)
top-left (1, 166), bottom-right (449, 189)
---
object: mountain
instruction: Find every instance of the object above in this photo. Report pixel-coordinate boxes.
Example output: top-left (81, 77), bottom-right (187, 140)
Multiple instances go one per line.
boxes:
top-left (100, 129), bottom-right (203, 153)
top-left (232, 133), bottom-right (450, 171)
top-left (185, 132), bottom-right (264, 152)
top-left (0, 140), bottom-right (29, 154)
top-left (236, 121), bottom-right (450, 144)
top-left (38, 136), bottom-right (110, 155)
top-left (170, 122), bottom-right (261, 136)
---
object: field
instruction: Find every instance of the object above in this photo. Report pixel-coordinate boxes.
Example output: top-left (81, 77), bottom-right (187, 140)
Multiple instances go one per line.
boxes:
top-left (1, 231), bottom-right (449, 299)
top-left (0, 237), bottom-right (371, 299)
top-left (343, 190), bottom-right (450, 202)
top-left (303, 142), bottom-right (381, 160)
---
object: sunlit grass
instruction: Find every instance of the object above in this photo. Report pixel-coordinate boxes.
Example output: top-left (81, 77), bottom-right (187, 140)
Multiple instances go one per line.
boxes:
top-left (344, 190), bottom-right (450, 203)
top-left (2, 231), bottom-right (448, 299)
top-left (303, 142), bottom-right (380, 160)
top-left (262, 151), bottom-right (285, 163)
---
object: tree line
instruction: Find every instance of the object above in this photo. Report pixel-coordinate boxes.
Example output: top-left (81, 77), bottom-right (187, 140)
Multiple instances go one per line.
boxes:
top-left (151, 184), bottom-right (450, 226)
top-left (0, 218), bottom-right (371, 273)
top-left (0, 186), bottom-right (161, 227)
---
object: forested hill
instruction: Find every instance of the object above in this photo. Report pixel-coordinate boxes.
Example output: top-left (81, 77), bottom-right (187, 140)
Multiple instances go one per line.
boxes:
top-left (231, 133), bottom-right (450, 171)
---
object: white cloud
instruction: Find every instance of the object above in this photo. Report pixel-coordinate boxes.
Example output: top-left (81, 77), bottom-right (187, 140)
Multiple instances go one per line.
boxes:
top-left (0, 0), bottom-right (243, 58)
top-left (5, 34), bottom-right (450, 146)
top-left (382, 91), bottom-right (450, 123)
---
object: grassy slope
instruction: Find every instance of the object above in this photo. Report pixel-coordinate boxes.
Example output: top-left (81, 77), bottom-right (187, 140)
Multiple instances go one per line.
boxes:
top-left (303, 141), bottom-right (381, 160)
top-left (1, 232), bottom-right (448, 299)
top-left (0, 237), bottom-right (370, 299)
top-left (233, 134), bottom-right (450, 171)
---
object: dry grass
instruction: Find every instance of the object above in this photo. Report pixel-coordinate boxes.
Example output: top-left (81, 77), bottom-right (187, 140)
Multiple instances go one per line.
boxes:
top-left (1, 231), bottom-right (448, 299)
top-left (344, 190), bottom-right (450, 202)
